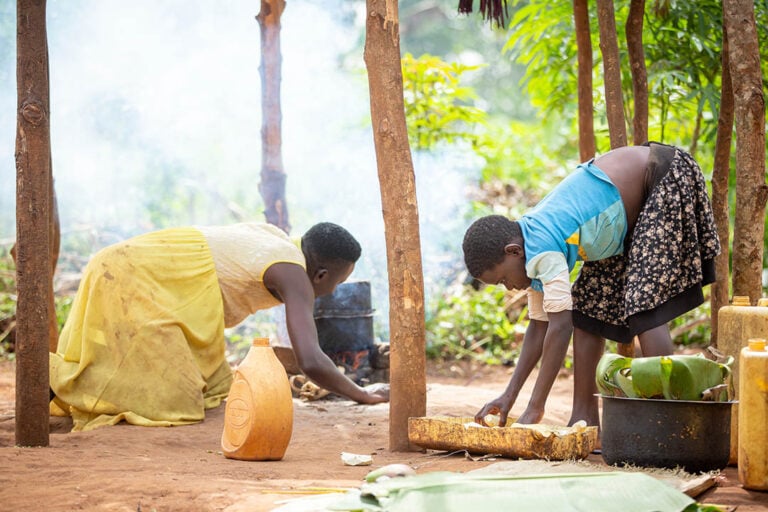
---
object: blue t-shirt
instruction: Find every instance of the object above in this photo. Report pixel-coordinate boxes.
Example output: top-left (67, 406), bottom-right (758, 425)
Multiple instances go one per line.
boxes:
top-left (518, 160), bottom-right (626, 292)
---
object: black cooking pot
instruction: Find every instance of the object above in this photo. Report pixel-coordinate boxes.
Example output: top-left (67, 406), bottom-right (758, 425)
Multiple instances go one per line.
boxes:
top-left (313, 281), bottom-right (375, 353)
top-left (600, 395), bottom-right (734, 473)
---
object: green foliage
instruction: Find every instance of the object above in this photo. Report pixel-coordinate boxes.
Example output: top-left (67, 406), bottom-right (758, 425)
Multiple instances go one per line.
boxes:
top-left (504, 1), bottom-right (579, 121)
top-left (642, 0), bottom-right (723, 145)
top-left (502, 0), bottom-right (768, 153)
top-left (55, 295), bottom-right (74, 334)
top-left (401, 53), bottom-right (487, 151)
top-left (425, 284), bottom-right (525, 364)
top-left (397, 0), bottom-right (535, 120)
top-left (669, 301), bottom-right (711, 347)
top-left (470, 118), bottom-right (571, 215)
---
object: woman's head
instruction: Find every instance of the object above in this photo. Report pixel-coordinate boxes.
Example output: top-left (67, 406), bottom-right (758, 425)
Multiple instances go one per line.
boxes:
top-left (301, 222), bottom-right (361, 296)
top-left (463, 215), bottom-right (529, 290)
top-left (463, 215), bottom-right (521, 276)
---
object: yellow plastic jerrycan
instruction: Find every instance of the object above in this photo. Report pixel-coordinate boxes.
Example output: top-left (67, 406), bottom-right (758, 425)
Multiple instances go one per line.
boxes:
top-left (738, 338), bottom-right (768, 490)
top-left (717, 296), bottom-right (768, 465)
top-left (221, 337), bottom-right (294, 461)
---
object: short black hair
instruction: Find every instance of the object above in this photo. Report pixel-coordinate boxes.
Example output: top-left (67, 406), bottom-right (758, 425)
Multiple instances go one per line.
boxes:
top-left (462, 215), bottom-right (522, 277)
top-left (302, 222), bottom-right (361, 267)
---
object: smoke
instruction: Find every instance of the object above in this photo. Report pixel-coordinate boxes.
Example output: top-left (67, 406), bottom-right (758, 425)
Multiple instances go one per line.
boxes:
top-left (0, 0), bottom-right (479, 337)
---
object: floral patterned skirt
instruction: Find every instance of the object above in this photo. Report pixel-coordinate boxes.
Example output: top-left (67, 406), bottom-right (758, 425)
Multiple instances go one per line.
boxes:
top-left (571, 143), bottom-right (720, 343)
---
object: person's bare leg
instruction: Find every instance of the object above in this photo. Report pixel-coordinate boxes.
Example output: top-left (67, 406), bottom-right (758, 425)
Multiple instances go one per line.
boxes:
top-left (637, 324), bottom-right (674, 356)
top-left (569, 327), bottom-right (604, 427)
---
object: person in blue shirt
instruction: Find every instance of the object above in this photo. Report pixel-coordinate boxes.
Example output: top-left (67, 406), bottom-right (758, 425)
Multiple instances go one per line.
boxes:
top-left (463, 142), bottom-right (720, 428)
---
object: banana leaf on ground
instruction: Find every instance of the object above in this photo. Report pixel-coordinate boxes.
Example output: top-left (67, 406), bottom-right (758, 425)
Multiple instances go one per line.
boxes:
top-left (272, 471), bottom-right (697, 512)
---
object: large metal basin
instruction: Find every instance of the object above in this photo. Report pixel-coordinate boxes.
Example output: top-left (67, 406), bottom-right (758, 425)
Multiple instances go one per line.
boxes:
top-left (600, 395), bottom-right (733, 473)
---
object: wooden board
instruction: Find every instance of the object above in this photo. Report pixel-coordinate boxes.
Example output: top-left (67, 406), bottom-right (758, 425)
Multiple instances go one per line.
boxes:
top-left (408, 416), bottom-right (598, 461)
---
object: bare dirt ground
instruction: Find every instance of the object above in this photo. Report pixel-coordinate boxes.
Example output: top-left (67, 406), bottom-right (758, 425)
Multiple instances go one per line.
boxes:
top-left (1, 359), bottom-right (767, 511)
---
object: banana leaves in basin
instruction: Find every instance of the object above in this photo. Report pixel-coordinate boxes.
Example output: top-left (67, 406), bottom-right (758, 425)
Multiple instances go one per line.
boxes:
top-left (596, 353), bottom-right (733, 402)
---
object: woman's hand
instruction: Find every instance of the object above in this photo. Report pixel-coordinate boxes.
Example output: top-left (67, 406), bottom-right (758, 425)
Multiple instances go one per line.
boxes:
top-left (356, 383), bottom-right (390, 404)
top-left (474, 395), bottom-right (513, 426)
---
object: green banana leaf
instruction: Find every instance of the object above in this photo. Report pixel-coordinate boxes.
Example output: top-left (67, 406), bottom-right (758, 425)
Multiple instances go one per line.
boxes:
top-left (595, 353), bottom-right (733, 401)
top-left (273, 471), bottom-right (695, 512)
top-left (595, 353), bottom-right (630, 397)
top-left (614, 366), bottom-right (638, 398)
top-left (659, 355), bottom-right (733, 401)
top-left (627, 356), bottom-right (666, 398)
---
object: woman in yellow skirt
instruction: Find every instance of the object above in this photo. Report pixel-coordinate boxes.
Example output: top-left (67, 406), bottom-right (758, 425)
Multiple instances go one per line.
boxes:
top-left (50, 222), bottom-right (388, 431)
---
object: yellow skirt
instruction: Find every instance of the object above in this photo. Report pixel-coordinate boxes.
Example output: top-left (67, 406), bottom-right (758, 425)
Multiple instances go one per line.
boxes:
top-left (50, 227), bottom-right (232, 431)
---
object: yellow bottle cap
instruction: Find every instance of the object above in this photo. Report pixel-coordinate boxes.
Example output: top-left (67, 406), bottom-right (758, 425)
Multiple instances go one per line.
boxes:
top-left (252, 337), bottom-right (271, 347)
top-left (748, 338), bottom-right (767, 351)
top-left (732, 296), bottom-right (751, 306)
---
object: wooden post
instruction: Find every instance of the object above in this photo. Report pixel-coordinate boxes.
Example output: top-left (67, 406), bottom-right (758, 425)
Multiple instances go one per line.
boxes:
top-left (710, 21), bottom-right (734, 348)
top-left (256, 0), bottom-right (290, 233)
top-left (15, 0), bottom-right (53, 447)
top-left (573, 0), bottom-right (596, 161)
top-left (723, 0), bottom-right (768, 302)
top-left (364, 0), bottom-right (427, 451)
top-left (596, 0), bottom-right (627, 149)
top-left (625, 0), bottom-right (648, 146)
top-left (10, 184), bottom-right (59, 354)
top-left (617, 339), bottom-right (635, 358)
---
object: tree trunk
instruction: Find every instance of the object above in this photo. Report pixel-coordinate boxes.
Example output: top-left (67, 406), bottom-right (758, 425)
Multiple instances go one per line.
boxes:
top-left (625, 0), bottom-right (648, 146)
top-left (256, 0), bottom-right (290, 233)
top-left (573, 0), bottom-right (596, 161)
top-left (689, 109), bottom-right (702, 157)
top-left (596, 0), bottom-right (627, 149)
top-left (364, 0), bottom-right (426, 452)
top-left (15, 0), bottom-right (53, 447)
top-left (723, 0), bottom-right (768, 303)
top-left (710, 24), bottom-right (734, 347)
